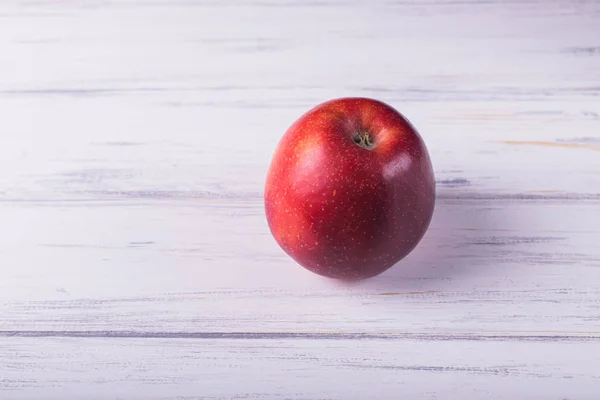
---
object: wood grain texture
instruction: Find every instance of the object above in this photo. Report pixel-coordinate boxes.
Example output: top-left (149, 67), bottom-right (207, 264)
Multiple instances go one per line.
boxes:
top-left (1, 0), bottom-right (599, 399)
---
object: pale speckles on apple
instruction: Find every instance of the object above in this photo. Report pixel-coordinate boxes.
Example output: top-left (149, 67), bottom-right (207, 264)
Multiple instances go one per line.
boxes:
top-left (383, 151), bottom-right (413, 181)
top-left (264, 97), bottom-right (435, 280)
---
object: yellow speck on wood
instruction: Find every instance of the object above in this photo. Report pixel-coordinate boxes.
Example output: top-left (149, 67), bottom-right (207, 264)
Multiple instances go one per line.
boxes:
top-left (500, 140), bottom-right (600, 152)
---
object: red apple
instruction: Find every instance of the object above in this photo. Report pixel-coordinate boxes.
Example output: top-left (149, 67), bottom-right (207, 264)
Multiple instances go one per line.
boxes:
top-left (264, 97), bottom-right (435, 280)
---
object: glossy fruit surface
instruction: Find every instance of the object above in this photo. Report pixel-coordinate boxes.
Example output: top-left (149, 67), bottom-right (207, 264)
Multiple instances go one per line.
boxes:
top-left (264, 97), bottom-right (435, 280)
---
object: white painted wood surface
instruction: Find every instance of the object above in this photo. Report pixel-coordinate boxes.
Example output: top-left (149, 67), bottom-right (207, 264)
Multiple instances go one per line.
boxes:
top-left (1, 1), bottom-right (600, 398)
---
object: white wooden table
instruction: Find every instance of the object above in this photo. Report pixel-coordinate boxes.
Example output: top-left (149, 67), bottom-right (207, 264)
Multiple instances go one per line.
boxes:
top-left (1, 1), bottom-right (600, 399)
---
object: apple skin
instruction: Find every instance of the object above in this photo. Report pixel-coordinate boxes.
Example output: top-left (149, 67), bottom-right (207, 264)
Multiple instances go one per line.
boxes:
top-left (264, 97), bottom-right (435, 280)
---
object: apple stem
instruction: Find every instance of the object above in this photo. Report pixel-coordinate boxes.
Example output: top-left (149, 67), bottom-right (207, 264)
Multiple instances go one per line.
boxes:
top-left (353, 132), bottom-right (375, 150)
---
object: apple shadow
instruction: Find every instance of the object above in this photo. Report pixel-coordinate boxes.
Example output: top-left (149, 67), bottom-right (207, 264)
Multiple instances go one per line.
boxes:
top-left (352, 187), bottom-right (516, 291)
